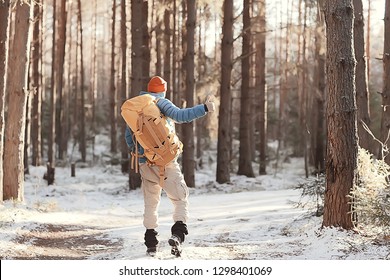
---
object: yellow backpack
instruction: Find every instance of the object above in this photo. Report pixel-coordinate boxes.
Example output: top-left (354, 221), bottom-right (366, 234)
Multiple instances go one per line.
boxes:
top-left (121, 94), bottom-right (183, 185)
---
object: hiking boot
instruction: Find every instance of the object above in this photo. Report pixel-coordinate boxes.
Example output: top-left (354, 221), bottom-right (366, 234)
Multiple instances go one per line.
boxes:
top-left (168, 234), bottom-right (182, 246)
top-left (144, 229), bottom-right (159, 251)
top-left (171, 221), bottom-right (188, 243)
top-left (168, 234), bottom-right (182, 257)
top-left (146, 246), bottom-right (157, 257)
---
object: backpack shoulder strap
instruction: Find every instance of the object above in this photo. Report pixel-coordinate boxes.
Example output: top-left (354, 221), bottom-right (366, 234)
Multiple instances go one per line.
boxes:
top-left (144, 118), bottom-right (165, 150)
top-left (130, 134), bottom-right (141, 173)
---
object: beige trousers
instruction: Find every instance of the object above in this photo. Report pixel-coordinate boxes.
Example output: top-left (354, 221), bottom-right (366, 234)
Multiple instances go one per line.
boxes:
top-left (139, 161), bottom-right (189, 229)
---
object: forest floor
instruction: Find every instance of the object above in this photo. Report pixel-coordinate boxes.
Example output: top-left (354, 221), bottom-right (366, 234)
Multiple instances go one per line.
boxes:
top-left (1, 156), bottom-right (389, 260)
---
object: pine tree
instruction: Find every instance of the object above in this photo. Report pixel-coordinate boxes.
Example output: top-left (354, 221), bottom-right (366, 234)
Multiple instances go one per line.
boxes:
top-left (0, 0), bottom-right (11, 201)
top-left (182, 0), bottom-right (196, 188)
top-left (3, 0), bottom-right (34, 201)
top-left (323, 0), bottom-right (358, 229)
top-left (381, 0), bottom-right (390, 163)
top-left (353, 0), bottom-right (371, 152)
top-left (217, 0), bottom-right (234, 183)
top-left (238, 0), bottom-right (255, 178)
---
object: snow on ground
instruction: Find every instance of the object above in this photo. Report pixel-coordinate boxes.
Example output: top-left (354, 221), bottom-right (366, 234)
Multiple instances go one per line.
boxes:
top-left (0, 133), bottom-right (389, 260)
top-left (1, 153), bottom-right (389, 261)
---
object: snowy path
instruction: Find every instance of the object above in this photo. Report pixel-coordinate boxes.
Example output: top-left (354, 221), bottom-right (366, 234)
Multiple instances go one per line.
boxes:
top-left (117, 188), bottom-right (309, 260)
top-left (1, 162), bottom-right (389, 260)
top-left (155, 189), bottom-right (309, 260)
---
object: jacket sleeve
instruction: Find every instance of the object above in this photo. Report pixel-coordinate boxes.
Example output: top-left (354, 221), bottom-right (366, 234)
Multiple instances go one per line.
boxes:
top-left (125, 126), bottom-right (134, 150)
top-left (156, 98), bottom-right (207, 123)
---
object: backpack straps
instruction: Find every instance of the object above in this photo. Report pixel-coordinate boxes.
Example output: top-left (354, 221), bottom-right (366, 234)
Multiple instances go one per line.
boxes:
top-left (144, 118), bottom-right (166, 151)
top-left (130, 134), bottom-right (140, 173)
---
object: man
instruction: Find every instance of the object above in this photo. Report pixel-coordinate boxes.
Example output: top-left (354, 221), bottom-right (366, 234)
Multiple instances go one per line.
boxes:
top-left (125, 76), bottom-right (215, 256)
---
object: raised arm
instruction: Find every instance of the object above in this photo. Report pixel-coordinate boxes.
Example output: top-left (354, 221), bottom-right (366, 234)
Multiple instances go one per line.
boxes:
top-left (156, 98), bottom-right (207, 123)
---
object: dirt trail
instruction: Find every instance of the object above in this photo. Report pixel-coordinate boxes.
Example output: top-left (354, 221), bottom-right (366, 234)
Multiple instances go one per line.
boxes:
top-left (7, 223), bottom-right (123, 260)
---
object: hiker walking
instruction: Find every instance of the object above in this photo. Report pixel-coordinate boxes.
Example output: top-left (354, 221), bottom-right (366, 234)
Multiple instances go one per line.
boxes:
top-left (123, 76), bottom-right (215, 256)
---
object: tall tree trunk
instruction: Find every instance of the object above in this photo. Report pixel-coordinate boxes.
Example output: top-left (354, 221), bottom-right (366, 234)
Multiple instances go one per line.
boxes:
top-left (238, 0), bottom-right (254, 177)
top-left (40, 2), bottom-right (46, 161)
top-left (31, 1), bottom-right (42, 167)
top-left (155, 19), bottom-right (162, 75)
top-left (381, 0), bottom-right (390, 163)
top-left (129, 0), bottom-right (142, 188)
top-left (110, 0), bottom-right (117, 153)
top-left (0, 0), bottom-right (11, 201)
top-left (76, 0), bottom-right (86, 162)
top-left (172, 0), bottom-right (178, 104)
top-left (121, 0), bottom-right (128, 173)
top-left (3, 0), bottom-right (34, 201)
top-left (142, 0), bottom-right (150, 89)
top-left (57, 0), bottom-right (67, 160)
top-left (73, 0), bottom-right (79, 148)
top-left (176, 0), bottom-right (186, 141)
top-left (90, 0), bottom-right (98, 157)
top-left (257, 0), bottom-right (267, 175)
top-left (48, 0), bottom-right (57, 170)
top-left (195, 4), bottom-right (208, 169)
top-left (323, 0), bottom-right (357, 229)
top-left (275, 0), bottom-right (291, 173)
top-left (182, 0), bottom-right (196, 188)
top-left (366, 0), bottom-right (371, 81)
top-left (296, 0), bottom-right (309, 177)
top-left (70, 0), bottom-right (79, 155)
top-left (128, 0), bottom-right (149, 188)
top-left (217, 0), bottom-right (233, 184)
top-left (271, 5), bottom-right (279, 137)
top-left (313, 11), bottom-right (326, 174)
top-left (62, 1), bottom-right (70, 163)
top-left (24, 85), bottom-right (31, 175)
top-left (164, 8), bottom-right (171, 100)
top-left (353, 0), bottom-right (371, 152)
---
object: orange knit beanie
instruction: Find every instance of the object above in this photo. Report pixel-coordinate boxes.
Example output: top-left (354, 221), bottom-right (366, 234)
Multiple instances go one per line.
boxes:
top-left (147, 76), bottom-right (167, 93)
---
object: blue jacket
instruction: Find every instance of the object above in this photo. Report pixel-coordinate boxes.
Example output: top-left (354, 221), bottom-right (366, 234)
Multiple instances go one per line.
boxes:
top-left (125, 91), bottom-right (207, 163)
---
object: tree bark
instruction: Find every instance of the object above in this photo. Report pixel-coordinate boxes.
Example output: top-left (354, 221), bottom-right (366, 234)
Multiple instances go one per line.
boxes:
top-left (90, 0), bottom-right (98, 156)
top-left (31, 1), bottom-right (43, 167)
top-left (121, 0), bottom-right (128, 173)
top-left (3, 0), bottom-right (34, 201)
top-left (77, 0), bottom-right (86, 162)
top-left (381, 0), bottom-right (390, 163)
top-left (275, 1), bottom-right (291, 173)
top-left (238, 0), bottom-right (254, 177)
top-left (172, 0), bottom-right (178, 105)
top-left (176, 0), bottom-right (186, 141)
top-left (195, 5), bottom-right (209, 169)
top-left (256, 0), bottom-right (267, 175)
top-left (142, 0), bottom-right (150, 89)
top-left (217, 0), bottom-right (233, 183)
top-left (313, 12), bottom-right (326, 174)
top-left (366, 0), bottom-right (371, 81)
top-left (110, 0), bottom-right (117, 153)
top-left (164, 8), bottom-right (171, 100)
top-left (323, 0), bottom-right (358, 229)
top-left (57, 0), bottom-right (67, 160)
top-left (155, 19), bottom-right (162, 76)
top-left (182, 0), bottom-right (196, 188)
top-left (131, 0), bottom-right (143, 97)
top-left (24, 82), bottom-right (31, 175)
top-left (353, 0), bottom-right (371, 152)
top-left (129, 0), bottom-right (142, 189)
top-left (48, 0), bottom-right (57, 170)
top-left (300, 1), bottom-right (309, 178)
top-left (0, 0), bottom-right (11, 201)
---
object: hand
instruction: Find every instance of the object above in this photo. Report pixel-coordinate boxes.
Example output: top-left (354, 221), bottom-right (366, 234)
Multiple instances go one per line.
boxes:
top-left (205, 95), bottom-right (215, 113)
